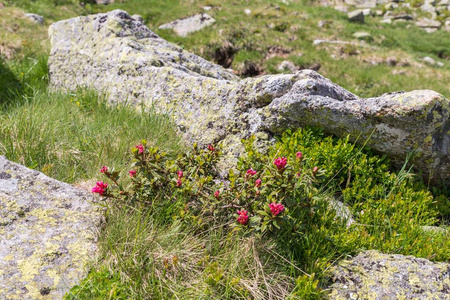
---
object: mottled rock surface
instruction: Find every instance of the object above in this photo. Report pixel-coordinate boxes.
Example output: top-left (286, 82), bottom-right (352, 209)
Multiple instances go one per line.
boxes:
top-left (48, 10), bottom-right (450, 186)
top-left (24, 13), bottom-right (44, 25)
top-left (327, 250), bottom-right (450, 299)
top-left (0, 156), bottom-right (103, 299)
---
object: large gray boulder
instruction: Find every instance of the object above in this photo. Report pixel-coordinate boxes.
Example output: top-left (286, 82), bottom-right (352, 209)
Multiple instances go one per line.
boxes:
top-left (327, 250), bottom-right (450, 299)
top-left (0, 156), bottom-right (103, 299)
top-left (48, 10), bottom-right (449, 186)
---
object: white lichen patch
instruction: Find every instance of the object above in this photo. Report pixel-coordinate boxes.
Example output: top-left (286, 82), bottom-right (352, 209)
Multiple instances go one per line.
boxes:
top-left (0, 156), bottom-right (103, 299)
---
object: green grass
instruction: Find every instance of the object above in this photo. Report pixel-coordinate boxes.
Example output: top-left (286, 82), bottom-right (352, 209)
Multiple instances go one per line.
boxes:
top-left (0, 56), bottom-right (182, 183)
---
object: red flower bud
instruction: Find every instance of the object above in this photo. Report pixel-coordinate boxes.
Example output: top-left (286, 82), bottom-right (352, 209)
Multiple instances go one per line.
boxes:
top-left (255, 178), bottom-right (262, 188)
top-left (312, 166), bottom-right (319, 176)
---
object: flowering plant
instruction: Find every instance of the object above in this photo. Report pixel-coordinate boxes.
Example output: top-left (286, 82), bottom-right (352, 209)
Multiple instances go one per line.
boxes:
top-left (93, 136), bottom-right (325, 237)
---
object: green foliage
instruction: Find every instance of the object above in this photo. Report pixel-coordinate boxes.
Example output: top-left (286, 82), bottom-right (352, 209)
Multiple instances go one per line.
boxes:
top-left (89, 127), bottom-right (448, 298)
top-left (0, 57), bottom-right (182, 183)
top-left (65, 268), bottom-right (129, 300)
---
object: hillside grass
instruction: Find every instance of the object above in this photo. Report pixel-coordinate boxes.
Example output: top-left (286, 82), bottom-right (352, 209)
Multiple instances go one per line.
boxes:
top-left (5, 0), bottom-right (450, 98)
top-left (0, 0), bottom-right (449, 299)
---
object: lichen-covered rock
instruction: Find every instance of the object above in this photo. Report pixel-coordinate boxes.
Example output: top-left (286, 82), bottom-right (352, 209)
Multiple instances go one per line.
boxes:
top-left (48, 10), bottom-right (450, 186)
top-left (327, 250), bottom-right (450, 299)
top-left (0, 156), bottom-right (103, 299)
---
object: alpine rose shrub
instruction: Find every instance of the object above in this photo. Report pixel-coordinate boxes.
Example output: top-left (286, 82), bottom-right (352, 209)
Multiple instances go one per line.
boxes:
top-left (93, 136), bottom-right (326, 235)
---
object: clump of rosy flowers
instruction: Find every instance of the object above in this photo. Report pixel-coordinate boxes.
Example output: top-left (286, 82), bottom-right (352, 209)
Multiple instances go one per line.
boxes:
top-left (255, 178), bottom-right (262, 188)
top-left (237, 210), bottom-right (249, 225)
top-left (176, 170), bottom-right (183, 187)
top-left (92, 181), bottom-right (108, 196)
top-left (135, 144), bottom-right (144, 154)
top-left (246, 168), bottom-right (257, 176)
top-left (273, 157), bottom-right (287, 171)
top-left (269, 202), bottom-right (285, 217)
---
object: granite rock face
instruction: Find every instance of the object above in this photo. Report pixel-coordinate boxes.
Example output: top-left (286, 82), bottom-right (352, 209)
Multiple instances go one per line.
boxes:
top-left (0, 156), bottom-right (103, 299)
top-left (327, 250), bottom-right (450, 299)
top-left (48, 10), bottom-right (450, 186)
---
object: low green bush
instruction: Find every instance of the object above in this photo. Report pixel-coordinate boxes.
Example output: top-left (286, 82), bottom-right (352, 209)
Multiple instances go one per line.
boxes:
top-left (68, 128), bottom-right (448, 299)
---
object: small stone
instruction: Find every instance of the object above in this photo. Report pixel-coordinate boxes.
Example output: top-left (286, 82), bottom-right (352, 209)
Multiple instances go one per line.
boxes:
top-left (376, 10), bottom-right (383, 15)
top-left (96, 0), bottom-right (114, 4)
top-left (380, 18), bottom-right (392, 24)
top-left (385, 2), bottom-right (398, 10)
top-left (277, 60), bottom-right (298, 73)
top-left (24, 13), bottom-right (44, 25)
top-left (424, 27), bottom-right (438, 33)
top-left (362, 8), bottom-right (372, 16)
top-left (420, 3), bottom-right (437, 14)
top-left (159, 13), bottom-right (216, 37)
top-left (244, 9), bottom-right (251, 15)
top-left (422, 56), bottom-right (436, 65)
top-left (318, 20), bottom-right (328, 28)
top-left (203, 6), bottom-right (212, 11)
top-left (415, 18), bottom-right (441, 28)
top-left (348, 10), bottom-right (365, 23)
top-left (352, 31), bottom-right (372, 41)
top-left (444, 20), bottom-right (450, 32)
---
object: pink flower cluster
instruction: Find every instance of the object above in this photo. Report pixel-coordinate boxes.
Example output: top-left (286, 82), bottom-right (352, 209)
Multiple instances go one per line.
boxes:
top-left (214, 190), bottom-right (220, 198)
top-left (92, 181), bottom-right (108, 196)
top-left (176, 170), bottom-right (183, 187)
top-left (246, 168), bottom-right (257, 176)
top-left (312, 166), bottom-right (319, 176)
top-left (237, 210), bottom-right (249, 225)
top-left (100, 166), bottom-right (108, 174)
top-left (274, 157), bottom-right (287, 171)
top-left (296, 151), bottom-right (303, 161)
top-left (269, 202), bottom-right (285, 217)
top-left (129, 170), bottom-right (136, 177)
top-left (207, 144), bottom-right (216, 152)
top-left (136, 144), bottom-right (144, 154)
top-left (255, 178), bottom-right (262, 188)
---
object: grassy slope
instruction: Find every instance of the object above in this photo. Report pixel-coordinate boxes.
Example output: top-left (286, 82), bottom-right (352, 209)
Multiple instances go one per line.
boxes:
top-left (0, 0), bottom-right (449, 299)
